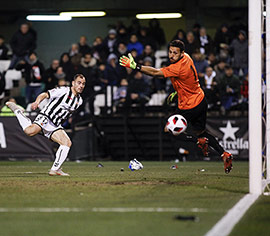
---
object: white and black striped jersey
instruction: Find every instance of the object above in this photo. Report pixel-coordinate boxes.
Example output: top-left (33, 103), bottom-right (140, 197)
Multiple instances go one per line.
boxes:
top-left (40, 86), bottom-right (83, 126)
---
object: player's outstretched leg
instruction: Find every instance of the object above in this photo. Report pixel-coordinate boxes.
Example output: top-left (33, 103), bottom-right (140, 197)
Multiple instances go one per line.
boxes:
top-left (197, 137), bottom-right (209, 156)
top-left (198, 131), bottom-right (233, 174)
top-left (6, 102), bottom-right (32, 130)
top-left (222, 152), bottom-right (233, 174)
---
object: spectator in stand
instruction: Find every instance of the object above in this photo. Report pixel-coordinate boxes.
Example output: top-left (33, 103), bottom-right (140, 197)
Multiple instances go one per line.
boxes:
top-left (229, 17), bottom-right (248, 40)
top-left (78, 36), bottom-right (91, 56)
top-left (240, 73), bottom-right (248, 104)
top-left (79, 53), bottom-right (98, 115)
top-left (115, 42), bottom-right (128, 59)
top-left (192, 50), bottom-right (209, 80)
top-left (9, 23), bottom-right (36, 69)
top-left (201, 66), bottom-right (219, 109)
top-left (214, 59), bottom-right (227, 83)
top-left (185, 31), bottom-right (200, 57)
top-left (59, 53), bottom-right (72, 82)
top-left (128, 19), bottom-right (141, 36)
top-left (16, 52), bottom-right (45, 104)
top-left (137, 44), bottom-right (156, 67)
top-left (57, 78), bottom-right (67, 87)
top-left (70, 50), bottom-right (82, 77)
top-left (207, 52), bottom-right (218, 68)
top-left (54, 66), bottom-right (66, 82)
top-left (229, 30), bottom-right (248, 76)
top-left (129, 49), bottom-right (138, 61)
top-left (79, 53), bottom-right (97, 88)
top-left (214, 24), bottom-right (232, 55)
top-left (138, 27), bottom-right (157, 50)
top-left (69, 43), bottom-right (83, 77)
top-left (192, 23), bottom-right (201, 40)
top-left (104, 53), bottom-right (126, 86)
top-left (103, 29), bottom-right (119, 55)
top-left (199, 27), bottom-right (215, 55)
top-left (127, 34), bottom-right (144, 56)
top-left (199, 27), bottom-right (215, 56)
top-left (113, 78), bottom-right (128, 107)
top-left (125, 71), bottom-right (151, 114)
top-left (26, 22), bottom-right (37, 41)
top-left (117, 25), bottom-right (129, 44)
top-left (96, 63), bottom-right (107, 88)
top-left (92, 36), bottom-right (107, 64)
top-left (148, 19), bottom-right (166, 49)
top-left (69, 43), bottom-right (80, 58)
top-left (141, 57), bottom-right (154, 88)
top-left (0, 35), bottom-right (9, 60)
top-left (43, 59), bottom-right (59, 90)
top-left (218, 65), bottom-right (241, 115)
top-left (79, 53), bottom-right (97, 76)
top-left (172, 29), bottom-right (187, 44)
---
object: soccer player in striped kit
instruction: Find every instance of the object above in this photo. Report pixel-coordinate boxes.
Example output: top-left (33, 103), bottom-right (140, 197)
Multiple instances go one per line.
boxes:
top-left (6, 74), bottom-right (85, 176)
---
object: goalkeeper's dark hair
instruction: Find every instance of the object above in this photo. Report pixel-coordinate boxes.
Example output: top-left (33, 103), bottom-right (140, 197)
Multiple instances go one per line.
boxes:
top-left (169, 40), bottom-right (185, 52)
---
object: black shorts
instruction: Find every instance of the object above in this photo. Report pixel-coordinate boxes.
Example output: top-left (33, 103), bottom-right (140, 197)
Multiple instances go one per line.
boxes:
top-left (174, 97), bottom-right (207, 132)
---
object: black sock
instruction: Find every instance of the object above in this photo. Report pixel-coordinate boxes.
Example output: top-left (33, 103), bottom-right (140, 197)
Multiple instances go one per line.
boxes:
top-left (173, 133), bottom-right (198, 143)
top-left (199, 131), bottom-right (224, 156)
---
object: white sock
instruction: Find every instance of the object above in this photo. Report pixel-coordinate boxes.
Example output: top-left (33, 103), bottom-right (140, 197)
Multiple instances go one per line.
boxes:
top-left (51, 145), bottom-right (70, 171)
top-left (14, 110), bottom-right (32, 130)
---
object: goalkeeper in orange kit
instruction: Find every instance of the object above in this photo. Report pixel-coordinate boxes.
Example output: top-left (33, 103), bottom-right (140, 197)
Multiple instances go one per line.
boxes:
top-left (119, 40), bottom-right (233, 174)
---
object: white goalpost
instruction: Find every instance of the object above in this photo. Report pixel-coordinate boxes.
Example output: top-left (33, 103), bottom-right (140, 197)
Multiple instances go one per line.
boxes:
top-left (266, 0), bottom-right (270, 187)
top-left (249, 0), bottom-right (262, 194)
top-left (260, 0), bottom-right (270, 194)
top-left (205, 2), bottom-right (267, 235)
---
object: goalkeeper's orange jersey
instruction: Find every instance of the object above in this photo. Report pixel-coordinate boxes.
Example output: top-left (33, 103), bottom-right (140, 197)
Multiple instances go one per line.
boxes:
top-left (161, 53), bottom-right (204, 110)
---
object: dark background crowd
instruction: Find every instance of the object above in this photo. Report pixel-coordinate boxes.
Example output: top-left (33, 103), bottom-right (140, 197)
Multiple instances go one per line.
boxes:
top-left (0, 19), bottom-right (251, 118)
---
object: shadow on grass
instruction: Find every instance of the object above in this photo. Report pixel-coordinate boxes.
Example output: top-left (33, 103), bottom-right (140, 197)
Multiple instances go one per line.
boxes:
top-left (205, 173), bottom-right (248, 179)
top-left (207, 185), bottom-right (248, 194)
top-left (0, 173), bottom-right (48, 178)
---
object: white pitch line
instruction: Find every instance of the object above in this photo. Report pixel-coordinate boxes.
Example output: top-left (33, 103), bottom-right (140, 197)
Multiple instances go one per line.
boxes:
top-left (91, 207), bottom-right (217, 213)
top-left (0, 207), bottom-right (224, 213)
top-left (204, 193), bottom-right (260, 236)
top-left (0, 208), bottom-right (84, 213)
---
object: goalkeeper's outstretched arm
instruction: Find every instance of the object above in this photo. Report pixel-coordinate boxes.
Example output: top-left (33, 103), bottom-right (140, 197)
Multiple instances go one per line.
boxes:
top-left (119, 53), bottom-right (164, 77)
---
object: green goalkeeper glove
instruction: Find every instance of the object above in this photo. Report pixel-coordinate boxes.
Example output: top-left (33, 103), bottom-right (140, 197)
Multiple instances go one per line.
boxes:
top-left (119, 53), bottom-right (139, 70)
top-left (167, 91), bottom-right (177, 105)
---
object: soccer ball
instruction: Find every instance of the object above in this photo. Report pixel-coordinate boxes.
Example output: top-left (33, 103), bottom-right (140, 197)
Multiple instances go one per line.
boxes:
top-left (166, 114), bottom-right (187, 136)
top-left (129, 159), bottom-right (143, 171)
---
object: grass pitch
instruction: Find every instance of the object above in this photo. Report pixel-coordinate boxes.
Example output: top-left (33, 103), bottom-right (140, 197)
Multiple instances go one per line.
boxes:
top-left (0, 160), bottom-right (261, 236)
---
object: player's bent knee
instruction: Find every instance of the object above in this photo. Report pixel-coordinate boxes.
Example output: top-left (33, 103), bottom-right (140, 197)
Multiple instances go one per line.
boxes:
top-left (62, 139), bottom-right (72, 147)
top-left (67, 140), bottom-right (72, 148)
top-left (24, 127), bottom-right (36, 137)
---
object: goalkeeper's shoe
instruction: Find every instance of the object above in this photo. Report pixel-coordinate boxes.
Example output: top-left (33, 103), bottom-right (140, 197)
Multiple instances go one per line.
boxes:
top-left (6, 102), bottom-right (24, 113)
top-left (49, 169), bottom-right (70, 176)
top-left (197, 137), bottom-right (209, 156)
top-left (222, 152), bottom-right (233, 174)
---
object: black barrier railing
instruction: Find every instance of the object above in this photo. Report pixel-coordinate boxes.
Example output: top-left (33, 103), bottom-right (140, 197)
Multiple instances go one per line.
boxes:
top-left (0, 114), bottom-right (249, 161)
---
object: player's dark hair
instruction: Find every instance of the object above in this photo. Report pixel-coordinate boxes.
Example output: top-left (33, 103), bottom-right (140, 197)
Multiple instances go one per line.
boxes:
top-left (73, 74), bottom-right (85, 81)
top-left (169, 40), bottom-right (185, 52)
